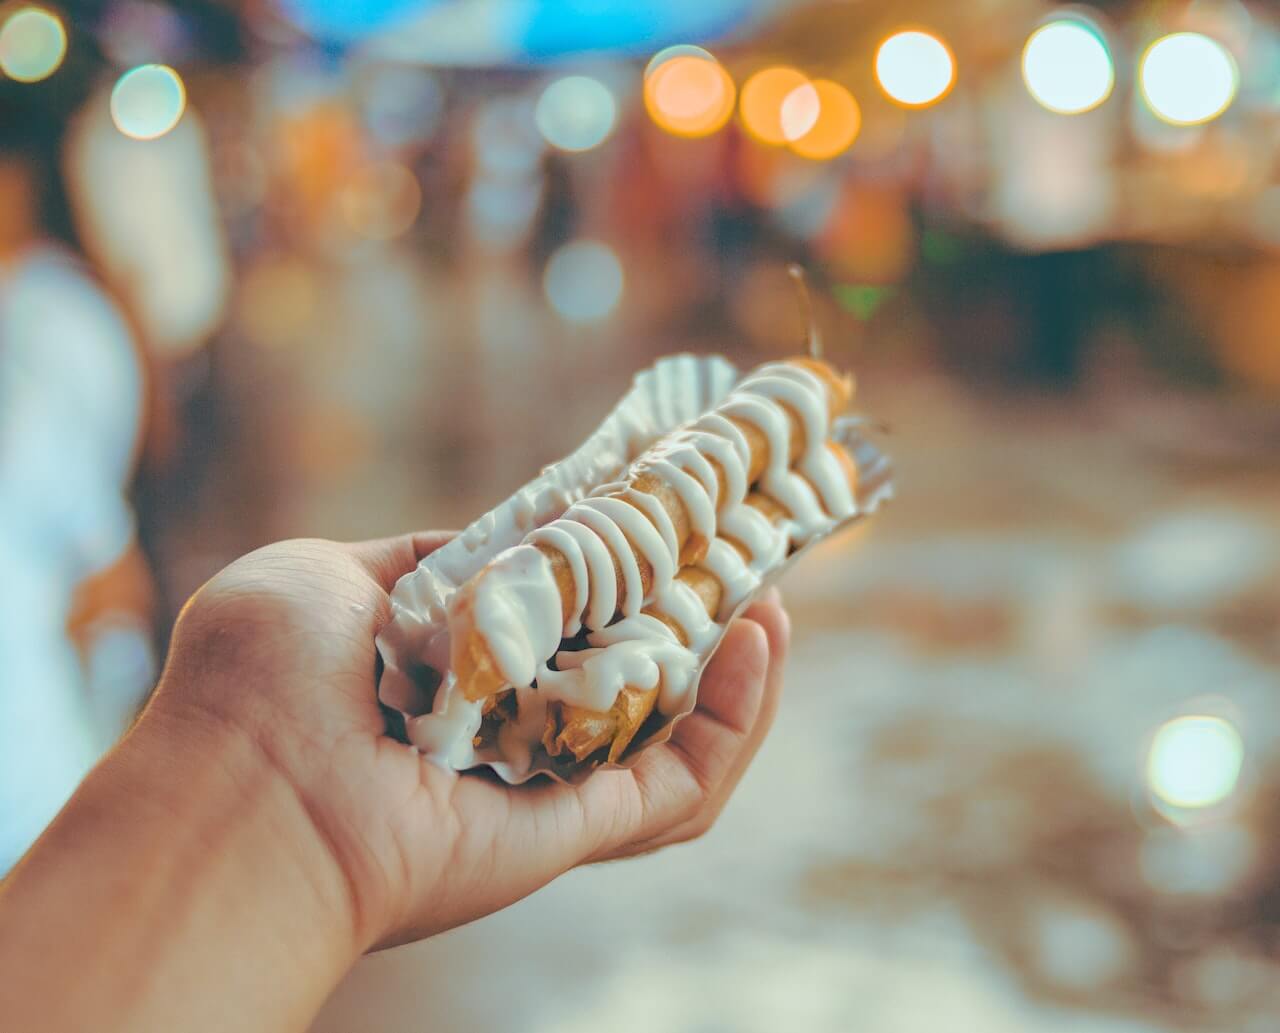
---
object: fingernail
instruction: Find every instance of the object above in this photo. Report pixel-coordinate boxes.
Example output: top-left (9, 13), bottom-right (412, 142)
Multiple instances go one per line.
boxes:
top-left (763, 586), bottom-right (783, 607)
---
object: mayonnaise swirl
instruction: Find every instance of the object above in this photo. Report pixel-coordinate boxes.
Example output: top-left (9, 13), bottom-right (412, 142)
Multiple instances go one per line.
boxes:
top-left (450, 361), bottom-right (858, 754)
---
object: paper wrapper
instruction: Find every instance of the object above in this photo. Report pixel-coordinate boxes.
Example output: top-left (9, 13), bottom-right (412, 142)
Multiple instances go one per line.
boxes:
top-left (376, 353), bottom-right (893, 785)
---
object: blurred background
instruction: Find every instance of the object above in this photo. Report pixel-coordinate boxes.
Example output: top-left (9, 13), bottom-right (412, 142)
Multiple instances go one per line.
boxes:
top-left (2, 0), bottom-right (1279, 1029)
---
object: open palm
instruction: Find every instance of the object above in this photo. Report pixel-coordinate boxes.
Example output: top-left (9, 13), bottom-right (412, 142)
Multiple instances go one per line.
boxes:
top-left (153, 533), bottom-right (789, 950)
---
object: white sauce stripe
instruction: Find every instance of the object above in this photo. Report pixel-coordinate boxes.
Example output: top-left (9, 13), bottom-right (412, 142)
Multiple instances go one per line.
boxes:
top-left (721, 394), bottom-right (792, 481)
top-left (621, 484), bottom-right (680, 565)
top-left (688, 414), bottom-right (749, 507)
top-left (577, 495), bottom-right (671, 610)
top-left (635, 458), bottom-right (714, 545)
top-left (526, 524), bottom-right (588, 636)
top-left (701, 539), bottom-right (758, 622)
top-left (453, 359), bottom-right (859, 749)
top-left (568, 502), bottom-right (637, 621)
top-left (660, 436), bottom-right (719, 507)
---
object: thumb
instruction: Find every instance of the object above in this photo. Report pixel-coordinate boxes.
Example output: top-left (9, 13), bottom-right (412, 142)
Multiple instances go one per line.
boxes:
top-left (346, 531), bottom-right (456, 593)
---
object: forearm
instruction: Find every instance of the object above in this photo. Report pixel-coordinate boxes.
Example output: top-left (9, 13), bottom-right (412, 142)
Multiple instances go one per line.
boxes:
top-left (0, 705), bottom-right (359, 1032)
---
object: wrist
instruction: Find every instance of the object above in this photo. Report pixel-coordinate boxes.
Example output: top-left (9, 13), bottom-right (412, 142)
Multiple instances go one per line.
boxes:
top-left (0, 694), bottom-right (362, 1032)
top-left (124, 698), bottom-right (366, 952)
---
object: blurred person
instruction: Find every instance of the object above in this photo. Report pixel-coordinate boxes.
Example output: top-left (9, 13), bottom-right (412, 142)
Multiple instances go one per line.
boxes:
top-left (65, 83), bottom-right (230, 361)
top-left (0, 533), bottom-right (789, 1030)
top-left (0, 82), bottom-right (150, 872)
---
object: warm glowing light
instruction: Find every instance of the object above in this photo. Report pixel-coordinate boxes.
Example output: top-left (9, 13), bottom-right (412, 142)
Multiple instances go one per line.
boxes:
top-left (1140, 33), bottom-right (1238, 126)
top-left (740, 66), bottom-right (810, 146)
top-left (875, 30), bottom-right (955, 108)
top-left (644, 44), bottom-right (714, 81)
top-left (785, 79), bottom-right (861, 160)
top-left (110, 64), bottom-right (186, 140)
top-left (1148, 715), bottom-right (1244, 810)
top-left (1022, 20), bottom-right (1114, 115)
top-left (544, 240), bottom-right (623, 324)
top-left (0, 6), bottom-right (66, 83)
top-left (780, 83), bottom-right (821, 142)
top-left (535, 75), bottom-right (616, 153)
top-left (644, 52), bottom-right (735, 138)
top-left (339, 161), bottom-right (422, 240)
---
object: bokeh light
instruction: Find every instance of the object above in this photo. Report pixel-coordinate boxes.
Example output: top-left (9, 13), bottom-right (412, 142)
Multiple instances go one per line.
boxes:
top-left (1147, 715), bottom-right (1244, 811)
top-left (779, 82), bottom-right (820, 142)
top-left (472, 95), bottom-right (542, 177)
top-left (785, 80), bottom-right (861, 160)
top-left (360, 64), bottom-right (443, 149)
top-left (535, 75), bottom-right (617, 153)
top-left (875, 30), bottom-right (955, 108)
top-left (543, 239), bottom-right (623, 324)
top-left (1139, 32), bottom-right (1238, 126)
top-left (1022, 20), bottom-right (1114, 115)
top-left (644, 43), bottom-right (714, 81)
top-left (740, 66), bottom-right (810, 146)
top-left (0, 5), bottom-right (66, 83)
top-left (644, 51), bottom-right (735, 139)
top-left (110, 64), bottom-right (187, 141)
top-left (99, 0), bottom-right (187, 69)
top-left (339, 161), bottom-right (422, 241)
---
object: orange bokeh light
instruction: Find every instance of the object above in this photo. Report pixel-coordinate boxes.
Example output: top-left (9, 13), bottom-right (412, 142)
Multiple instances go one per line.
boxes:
top-left (644, 53), bottom-right (736, 138)
top-left (787, 80), bottom-right (861, 160)
top-left (339, 161), bottom-right (422, 240)
top-left (739, 66), bottom-right (811, 146)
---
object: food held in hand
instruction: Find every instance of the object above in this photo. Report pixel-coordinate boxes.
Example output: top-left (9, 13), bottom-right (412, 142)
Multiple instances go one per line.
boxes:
top-left (451, 358), bottom-right (858, 766)
top-left (376, 338), bottom-right (885, 781)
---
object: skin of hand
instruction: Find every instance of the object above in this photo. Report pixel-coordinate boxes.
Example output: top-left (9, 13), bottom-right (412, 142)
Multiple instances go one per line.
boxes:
top-left (164, 533), bottom-right (790, 947)
top-left (179, 533), bottom-right (790, 947)
top-left (0, 532), bottom-right (789, 1031)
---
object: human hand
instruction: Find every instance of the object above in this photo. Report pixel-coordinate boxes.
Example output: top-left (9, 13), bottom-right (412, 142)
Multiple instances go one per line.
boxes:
top-left (149, 533), bottom-right (790, 953)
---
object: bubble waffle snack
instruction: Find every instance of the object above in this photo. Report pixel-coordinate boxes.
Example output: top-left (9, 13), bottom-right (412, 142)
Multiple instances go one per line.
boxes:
top-left (377, 348), bottom-right (891, 784)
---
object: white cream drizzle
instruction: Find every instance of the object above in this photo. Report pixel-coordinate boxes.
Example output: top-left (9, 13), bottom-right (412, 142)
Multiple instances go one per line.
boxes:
top-left (433, 361), bottom-right (859, 770)
top-left (405, 682), bottom-right (484, 766)
top-left (524, 524), bottom-right (588, 636)
top-left (614, 487), bottom-right (680, 573)
top-left (580, 494), bottom-right (674, 602)
top-left (468, 545), bottom-right (562, 690)
top-left (634, 456), bottom-right (715, 546)
top-left (537, 633), bottom-right (699, 717)
top-left (655, 579), bottom-right (720, 654)
top-left (700, 539), bottom-right (759, 622)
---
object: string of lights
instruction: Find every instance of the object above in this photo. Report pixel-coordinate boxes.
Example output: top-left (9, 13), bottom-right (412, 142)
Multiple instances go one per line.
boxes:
top-left (0, 6), bottom-right (1255, 146)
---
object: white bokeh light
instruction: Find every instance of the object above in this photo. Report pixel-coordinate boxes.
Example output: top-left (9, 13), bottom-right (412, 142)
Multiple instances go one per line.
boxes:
top-left (535, 75), bottom-right (617, 153)
top-left (875, 30), bottom-right (955, 108)
top-left (0, 5), bottom-right (66, 83)
top-left (779, 82), bottom-right (821, 142)
top-left (110, 64), bottom-right (187, 140)
top-left (1147, 715), bottom-right (1244, 810)
top-left (1140, 33), bottom-right (1238, 126)
top-left (1022, 20), bottom-right (1115, 115)
top-left (544, 240), bottom-right (623, 324)
top-left (644, 44), bottom-right (714, 81)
